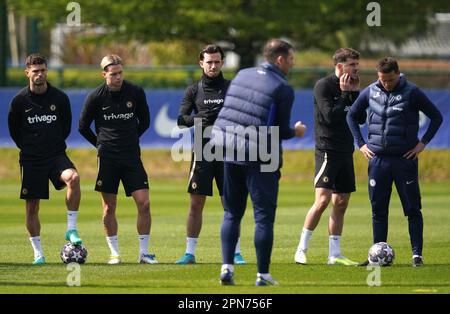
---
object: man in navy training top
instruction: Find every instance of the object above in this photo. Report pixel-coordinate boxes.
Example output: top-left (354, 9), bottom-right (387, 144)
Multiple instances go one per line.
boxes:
top-left (213, 39), bottom-right (307, 285)
top-left (347, 57), bottom-right (442, 267)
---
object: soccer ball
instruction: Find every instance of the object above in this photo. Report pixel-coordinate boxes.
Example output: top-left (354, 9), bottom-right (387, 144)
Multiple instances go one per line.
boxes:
top-left (368, 242), bottom-right (395, 266)
top-left (60, 242), bottom-right (88, 264)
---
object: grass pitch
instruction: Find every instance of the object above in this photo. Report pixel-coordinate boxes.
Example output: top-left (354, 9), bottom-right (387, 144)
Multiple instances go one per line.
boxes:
top-left (0, 178), bottom-right (449, 294)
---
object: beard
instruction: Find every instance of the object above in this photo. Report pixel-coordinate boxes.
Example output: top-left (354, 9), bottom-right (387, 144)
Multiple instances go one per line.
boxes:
top-left (207, 71), bottom-right (219, 77)
top-left (348, 71), bottom-right (359, 79)
top-left (34, 78), bottom-right (45, 86)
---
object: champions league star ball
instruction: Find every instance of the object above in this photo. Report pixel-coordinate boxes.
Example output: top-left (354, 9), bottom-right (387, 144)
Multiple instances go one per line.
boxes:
top-left (60, 242), bottom-right (88, 264)
top-left (368, 242), bottom-right (395, 266)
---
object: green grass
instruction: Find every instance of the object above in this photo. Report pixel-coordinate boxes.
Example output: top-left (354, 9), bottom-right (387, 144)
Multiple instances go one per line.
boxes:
top-left (0, 178), bottom-right (449, 294)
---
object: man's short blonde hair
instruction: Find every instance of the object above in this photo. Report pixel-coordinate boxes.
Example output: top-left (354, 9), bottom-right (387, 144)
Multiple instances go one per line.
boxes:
top-left (100, 54), bottom-right (123, 71)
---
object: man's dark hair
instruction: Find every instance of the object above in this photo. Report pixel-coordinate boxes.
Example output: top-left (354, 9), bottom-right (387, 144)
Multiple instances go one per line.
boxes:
top-left (25, 53), bottom-right (47, 68)
top-left (199, 44), bottom-right (225, 61)
top-left (332, 48), bottom-right (360, 65)
top-left (377, 57), bottom-right (399, 73)
top-left (263, 39), bottom-right (293, 63)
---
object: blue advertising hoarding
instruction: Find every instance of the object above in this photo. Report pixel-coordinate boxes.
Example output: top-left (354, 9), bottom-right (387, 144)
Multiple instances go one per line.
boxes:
top-left (1, 88), bottom-right (448, 149)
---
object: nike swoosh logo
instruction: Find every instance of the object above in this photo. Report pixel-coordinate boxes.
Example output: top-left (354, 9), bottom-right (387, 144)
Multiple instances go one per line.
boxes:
top-left (334, 96), bottom-right (340, 100)
top-left (155, 103), bottom-right (178, 137)
top-left (102, 106), bottom-right (110, 110)
top-left (406, 180), bottom-right (414, 185)
top-left (25, 108), bottom-right (33, 113)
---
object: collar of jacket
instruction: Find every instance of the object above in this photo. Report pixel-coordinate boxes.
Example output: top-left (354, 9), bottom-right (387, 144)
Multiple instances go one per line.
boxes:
top-left (202, 71), bottom-right (225, 87)
top-left (26, 81), bottom-right (52, 97)
top-left (376, 73), bottom-right (407, 92)
top-left (104, 80), bottom-right (130, 96)
top-left (332, 74), bottom-right (339, 84)
top-left (260, 61), bottom-right (286, 79)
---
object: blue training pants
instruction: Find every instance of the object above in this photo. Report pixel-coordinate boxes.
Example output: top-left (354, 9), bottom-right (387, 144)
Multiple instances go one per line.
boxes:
top-left (221, 162), bottom-right (280, 273)
top-left (368, 155), bottom-right (423, 256)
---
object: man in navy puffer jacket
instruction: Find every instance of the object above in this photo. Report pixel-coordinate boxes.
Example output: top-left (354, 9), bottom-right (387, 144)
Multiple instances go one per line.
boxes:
top-left (347, 57), bottom-right (442, 267)
top-left (213, 39), bottom-right (306, 285)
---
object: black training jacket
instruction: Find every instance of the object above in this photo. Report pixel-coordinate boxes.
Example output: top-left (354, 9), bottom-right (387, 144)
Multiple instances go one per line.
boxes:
top-left (78, 80), bottom-right (150, 158)
top-left (177, 72), bottom-right (230, 129)
top-left (314, 74), bottom-right (366, 153)
top-left (8, 82), bottom-right (71, 161)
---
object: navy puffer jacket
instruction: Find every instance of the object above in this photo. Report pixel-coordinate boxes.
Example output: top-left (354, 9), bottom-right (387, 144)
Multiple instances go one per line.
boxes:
top-left (366, 76), bottom-right (419, 154)
top-left (212, 62), bottom-right (294, 164)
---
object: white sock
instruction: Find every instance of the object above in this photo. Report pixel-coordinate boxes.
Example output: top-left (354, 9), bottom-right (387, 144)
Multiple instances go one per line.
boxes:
top-left (221, 264), bottom-right (234, 273)
top-left (106, 235), bottom-right (120, 257)
top-left (329, 235), bottom-right (341, 258)
top-left (186, 237), bottom-right (198, 255)
top-left (297, 228), bottom-right (313, 252)
top-left (257, 272), bottom-right (272, 280)
top-left (67, 210), bottom-right (78, 230)
top-left (234, 237), bottom-right (241, 254)
top-left (29, 236), bottom-right (44, 258)
top-left (139, 235), bottom-right (149, 256)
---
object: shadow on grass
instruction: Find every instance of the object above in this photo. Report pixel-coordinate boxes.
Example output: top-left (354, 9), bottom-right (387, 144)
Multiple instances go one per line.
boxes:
top-left (0, 281), bottom-right (69, 288)
top-left (279, 263), bottom-right (450, 267)
top-left (1, 281), bottom-right (449, 289)
top-left (0, 281), bottom-right (159, 288)
top-left (278, 282), bottom-right (450, 287)
top-left (0, 262), bottom-right (227, 267)
top-left (1, 262), bottom-right (450, 268)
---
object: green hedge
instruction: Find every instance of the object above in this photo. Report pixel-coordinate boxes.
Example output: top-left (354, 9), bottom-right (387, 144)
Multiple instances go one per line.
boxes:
top-left (8, 67), bottom-right (449, 89)
top-left (6, 67), bottom-right (237, 89)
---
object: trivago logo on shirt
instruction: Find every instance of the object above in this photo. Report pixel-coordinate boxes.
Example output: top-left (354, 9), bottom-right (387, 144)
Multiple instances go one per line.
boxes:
top-left (203, 99), bottom-right (224, 105)
top-left (103, 112), bottom-right (134, 121)
top-left (27, 115), bottom-right (58, 124)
